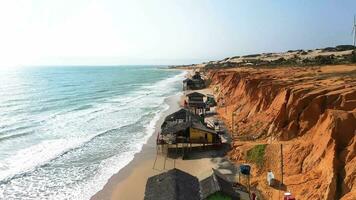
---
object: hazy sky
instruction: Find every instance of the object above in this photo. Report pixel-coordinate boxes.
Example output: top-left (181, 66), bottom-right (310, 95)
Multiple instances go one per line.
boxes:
top-left (0, 0), bottom-right (356, 67)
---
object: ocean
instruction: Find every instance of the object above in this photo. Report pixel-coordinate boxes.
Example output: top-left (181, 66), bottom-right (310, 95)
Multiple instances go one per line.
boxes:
top-left (0, 66), bottom-right (184, 200)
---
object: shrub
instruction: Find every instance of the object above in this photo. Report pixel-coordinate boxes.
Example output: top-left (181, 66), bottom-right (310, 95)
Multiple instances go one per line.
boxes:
top-left (351, 50), bottom-right (356, 63)
top-left (246, 144), bottom-right (266, 167)
top-left (335, 45), bottom-right (356, 51)
top-left (314, 55), bottom-right (334, 65)
top-left (207, 192), bottom-right (232, 200)
top-left (243, 54), bottom-right (261, 58)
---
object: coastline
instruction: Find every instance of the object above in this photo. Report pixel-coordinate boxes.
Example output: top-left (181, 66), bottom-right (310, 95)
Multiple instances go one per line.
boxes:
top-left (91, 89), bottom-right (224, 200)
top-left (90, 92), bottom-right (182, 200)
top-left (91, 72), bottom-right (229, 200)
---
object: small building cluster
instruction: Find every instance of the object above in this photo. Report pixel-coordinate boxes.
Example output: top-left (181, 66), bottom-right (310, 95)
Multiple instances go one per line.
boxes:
top-left (145, 71), bottom-right (253, 200)
top-left (157, 72), bottom-right (220, 151)
top-left (157, 90), bottom-right (222, 156)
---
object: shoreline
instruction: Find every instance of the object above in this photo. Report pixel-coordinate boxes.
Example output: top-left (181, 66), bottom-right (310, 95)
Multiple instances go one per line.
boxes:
top-left (91, 72), bottom-right (232, 200)
top-left (91, 92), bottom-right (183, 200)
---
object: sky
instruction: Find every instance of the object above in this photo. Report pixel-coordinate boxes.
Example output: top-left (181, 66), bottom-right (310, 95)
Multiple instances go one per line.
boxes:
top-left (0, 0), bottom-right (356, 67)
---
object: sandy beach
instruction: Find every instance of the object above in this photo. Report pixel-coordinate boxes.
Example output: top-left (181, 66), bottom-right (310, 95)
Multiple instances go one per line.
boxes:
top-left (91, 89), bottom-right (231, 200)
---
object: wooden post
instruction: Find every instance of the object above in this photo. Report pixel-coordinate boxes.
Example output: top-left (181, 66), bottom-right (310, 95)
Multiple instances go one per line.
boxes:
top-left (280, 144), bottom-right (284, 186)
top-left (164, 144), bottom-right (167, 170)
top-left (152, 144), bottom-right (159, 169)
top-left (182, 143), bottom-right (185, 158)
top-left (176, 143), bottom-right (178, 156)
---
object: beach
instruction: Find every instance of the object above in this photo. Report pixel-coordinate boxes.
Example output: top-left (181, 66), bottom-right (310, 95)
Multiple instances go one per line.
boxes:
top-left (91, 90), bottom-right (225, 200)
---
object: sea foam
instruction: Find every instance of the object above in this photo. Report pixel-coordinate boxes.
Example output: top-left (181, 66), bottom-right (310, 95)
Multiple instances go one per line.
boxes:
top-left (0, 67), bottom-right (185, 200)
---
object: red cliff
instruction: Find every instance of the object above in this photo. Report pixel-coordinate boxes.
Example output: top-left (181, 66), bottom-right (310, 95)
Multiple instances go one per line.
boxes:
top-left (207, 65), bottom-right (356, 199)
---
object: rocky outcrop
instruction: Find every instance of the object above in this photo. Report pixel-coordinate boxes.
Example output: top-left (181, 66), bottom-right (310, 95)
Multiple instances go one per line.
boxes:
top-left (208, 65), bottom-right (356, 199)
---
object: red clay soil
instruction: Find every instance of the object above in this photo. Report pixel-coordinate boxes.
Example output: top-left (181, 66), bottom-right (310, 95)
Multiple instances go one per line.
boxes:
top-left (207, 65), bottom-right (356, 200)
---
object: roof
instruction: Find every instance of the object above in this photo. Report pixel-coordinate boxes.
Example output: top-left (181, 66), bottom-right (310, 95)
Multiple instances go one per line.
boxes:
top-left (191, 122), bottom-right (217, 134)
top-left (183, 78), bottom-right (192, 83)
top-left (200, 169), bottom-right (239, 199)
top-left (186, 92), bottom-right (205, 97)
top-left (191, 79), bottom-right (205, 83)
top-left (160, 109), bottom-right (216, 136)
top-left (161, 121), bottom-right (191, 135)
top-left (164, 108), bottom-right (192, 122)
top-left (163, 108), bottom-right (202, 124)
top-left (144, 168), bottom-right (200, 200)
top-left (161, 121), bottom-right (217, 137)
top-left (192, 72), bottom-right (202, 80)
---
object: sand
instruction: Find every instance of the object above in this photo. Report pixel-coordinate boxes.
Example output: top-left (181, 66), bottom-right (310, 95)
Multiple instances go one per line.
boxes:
top-left (91, 92), bottom-right (224, 200)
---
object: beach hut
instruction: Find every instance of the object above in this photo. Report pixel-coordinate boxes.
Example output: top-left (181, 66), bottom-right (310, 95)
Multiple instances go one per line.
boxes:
top-left (160, 121), bottom-right (220, 145)
top-left (200, 169), bottom-right (248, 200)
top-left (182, 72), bottom-right (205, 90)
top-left (144, 168), bottom-right (200, 200)
top-left (186, 92), bottom-right (206, 115)
top-left (160, 108), bottom-right (214, 143)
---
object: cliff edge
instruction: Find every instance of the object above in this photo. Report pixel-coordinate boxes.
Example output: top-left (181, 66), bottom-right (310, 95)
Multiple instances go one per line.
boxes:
top-left (207, 65), bottom-right (355, 199)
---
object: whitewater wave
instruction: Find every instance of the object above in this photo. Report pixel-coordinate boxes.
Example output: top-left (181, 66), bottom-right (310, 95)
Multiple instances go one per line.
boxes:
top-left (0, 69), bottom-right (185, 200)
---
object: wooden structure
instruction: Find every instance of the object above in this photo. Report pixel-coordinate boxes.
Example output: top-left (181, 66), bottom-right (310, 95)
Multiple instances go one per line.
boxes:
top-left (183, 72), bottom-right (205, 90)
top-left (145, 168), bottom-right (250, 200)
top-left (189, 122), bottom-right (220, 143)
top-left (144, 168), bottom-right (200, 200)
top-left (200, 169), bottom-right (249, 200)
top-left (186, 92), bottom-right (206, 115)
top-left (161, 108), bottom-right (198, 126)
top-left (158, 109), bottom-right (221, 152)
top-left (160, 121), bottom-right (220, 145)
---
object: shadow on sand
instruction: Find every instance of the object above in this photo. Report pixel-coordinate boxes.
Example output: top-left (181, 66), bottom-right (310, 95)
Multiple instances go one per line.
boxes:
top-left (270, 179), bottom-right (287, 191)
top-left (165, 143), bottom-right (231, 160)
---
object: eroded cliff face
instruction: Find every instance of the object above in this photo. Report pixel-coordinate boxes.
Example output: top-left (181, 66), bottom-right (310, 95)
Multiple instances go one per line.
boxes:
top-left (207, 65), bottom-right (356, 199)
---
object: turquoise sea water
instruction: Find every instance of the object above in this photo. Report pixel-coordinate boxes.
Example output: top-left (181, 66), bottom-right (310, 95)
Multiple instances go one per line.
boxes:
top-left (0, 66), bottom-right (184, 200)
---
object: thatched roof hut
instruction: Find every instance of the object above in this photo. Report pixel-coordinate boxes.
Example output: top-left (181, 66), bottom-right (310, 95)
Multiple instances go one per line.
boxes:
top-left (200, 169), bottom-right (241, 200)
top-left (186, 92), bottom-right (207, 114)
top-left (183, 72), bottom-right (205, 90)
top-left (159, 109), bottom-right (219, 144)
top-left (144, 168), bottom-right (200, 200)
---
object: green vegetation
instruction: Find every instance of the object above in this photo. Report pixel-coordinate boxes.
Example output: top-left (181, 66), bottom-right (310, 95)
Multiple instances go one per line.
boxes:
top-left (351, 51), bottom-right (356, 63)
top-left (207, 192), bottom-right (232, 200)
top-left (246, 144), bottom-right (266, 167)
